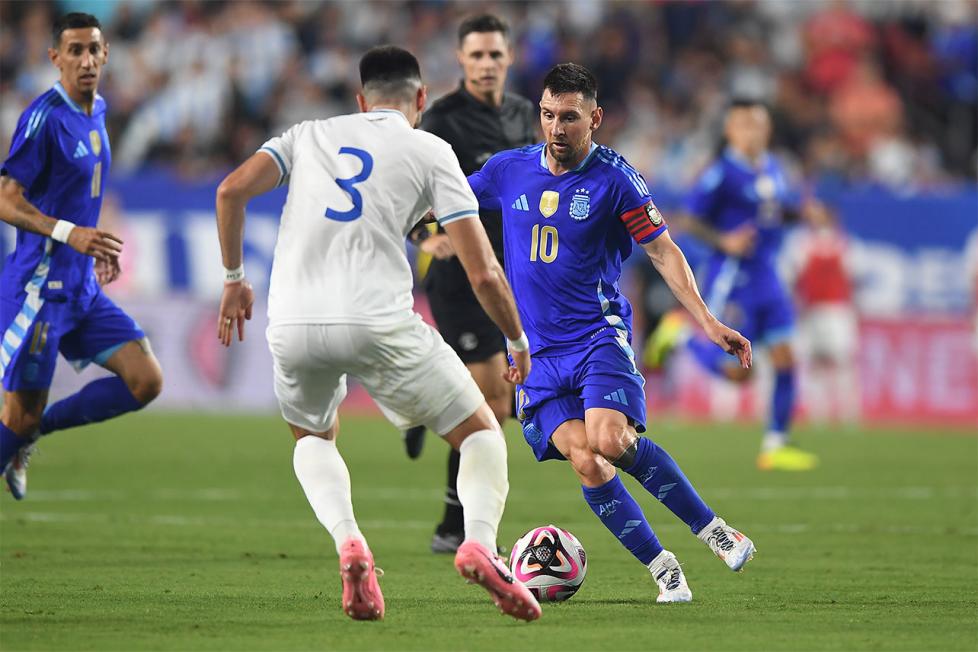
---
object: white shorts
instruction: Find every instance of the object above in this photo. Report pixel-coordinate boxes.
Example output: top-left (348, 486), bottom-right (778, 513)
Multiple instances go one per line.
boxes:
top-left (797, 305), bottom-right (858, 363)
top-left (266, 314), bottom-right (485, 435)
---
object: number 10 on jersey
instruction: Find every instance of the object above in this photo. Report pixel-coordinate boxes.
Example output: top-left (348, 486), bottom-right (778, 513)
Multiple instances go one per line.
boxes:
top-left (529, 224), bottom-right (558, 263)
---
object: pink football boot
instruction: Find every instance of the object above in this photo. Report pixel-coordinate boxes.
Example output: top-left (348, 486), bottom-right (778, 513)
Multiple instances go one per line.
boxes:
top-left (338, 539), bottom-right (384, 621)
top-left (455, 540), bottom-right (541, 622)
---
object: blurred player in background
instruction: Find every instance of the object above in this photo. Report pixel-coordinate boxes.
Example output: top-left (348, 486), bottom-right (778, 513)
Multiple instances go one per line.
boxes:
top-left (468, 63), bottom-right (756, 603)
top-left (0, 13), bottom-right (163, 499)
top-left (653, 99), bottom-right (819, 471)
top-left (405, 13), bottom-right (538, 554)
top-left (782, 200), bottom-right (860, 424)
top-left (214, 46), bottom-right (540, 622)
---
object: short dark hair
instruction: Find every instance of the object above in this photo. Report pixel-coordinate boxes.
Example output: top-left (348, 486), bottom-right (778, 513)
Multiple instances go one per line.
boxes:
top-left (728, 97), bottom-right (769, 113)
top-left (542, 63), bottom-right (598, 102)
top-left (359, 45), bottom-right (422, 94)
top-left (53, 12), bottom-right (102, 47)
top-left (458, 14), bottom-right (510, 45)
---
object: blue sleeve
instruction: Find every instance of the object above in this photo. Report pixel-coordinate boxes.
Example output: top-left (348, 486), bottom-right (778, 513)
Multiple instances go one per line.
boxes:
top-left (466, 153), bottom-right (504, 211)
top-left (686, 162), bottom-right (725, 222)
top-left (1, 109), bottom-right (50, 190)
top-left (609, 167), bottom-right (668, 244)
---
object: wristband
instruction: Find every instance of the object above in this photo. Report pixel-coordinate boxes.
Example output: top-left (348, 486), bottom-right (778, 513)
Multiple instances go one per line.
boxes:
top-left (224, 265), bottom-right (245, 283)
top-left (507, 332), bottom-right (529, 352)
top-left (51, 220), bottom-right (76, 244)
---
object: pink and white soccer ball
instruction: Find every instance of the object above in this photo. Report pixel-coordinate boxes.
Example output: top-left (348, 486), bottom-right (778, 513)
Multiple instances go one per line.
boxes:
top-left (509, 525), bottom-right (587, 602)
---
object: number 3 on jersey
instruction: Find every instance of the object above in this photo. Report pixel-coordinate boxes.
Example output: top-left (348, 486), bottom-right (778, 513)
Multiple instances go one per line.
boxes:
top-left (325, 147), bottom-right (373, 222)
top-left (529, 224), bottom-right (558, 263)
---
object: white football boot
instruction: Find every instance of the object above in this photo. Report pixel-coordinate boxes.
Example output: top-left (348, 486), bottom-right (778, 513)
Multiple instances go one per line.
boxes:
top-left (697, 516), bottom-right (755, 571)
top-left (647, 550), bottom-right (692, 603)
top-left (5, 439), bottom-right (38, 501)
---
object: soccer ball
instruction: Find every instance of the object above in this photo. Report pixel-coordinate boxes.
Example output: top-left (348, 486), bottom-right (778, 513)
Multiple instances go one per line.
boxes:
top-left (509, 525), bottom-right (587, 602)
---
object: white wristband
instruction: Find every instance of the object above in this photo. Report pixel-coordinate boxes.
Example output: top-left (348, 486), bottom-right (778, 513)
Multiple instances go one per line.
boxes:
top-left (507, 331), bottom-right (529, 352)
top-left (224, 265), bottom-right (245, 283)
top-left (51, 220), bottom-right (76, 244)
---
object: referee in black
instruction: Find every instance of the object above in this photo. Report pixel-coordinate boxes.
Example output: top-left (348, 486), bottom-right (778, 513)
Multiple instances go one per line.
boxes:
top-left (407, 14), bottom-right (537, 553)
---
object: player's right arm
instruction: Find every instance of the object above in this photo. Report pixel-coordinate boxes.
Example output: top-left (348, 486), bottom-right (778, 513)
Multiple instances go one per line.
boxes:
top-left (427, 147), bottom-right (529, 383)
top-left (214, 150), bottom-right (281, 346)
top-left (0, 174), bottom-right (122, 261)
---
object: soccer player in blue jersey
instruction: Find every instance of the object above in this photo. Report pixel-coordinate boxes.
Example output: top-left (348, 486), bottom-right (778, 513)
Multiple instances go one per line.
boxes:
top-left (0, 13), bottom-right (163, 500)
top-left (466, 63), bottom-right (756, 602)
top-left (678, 99), bottom-right (819, 471)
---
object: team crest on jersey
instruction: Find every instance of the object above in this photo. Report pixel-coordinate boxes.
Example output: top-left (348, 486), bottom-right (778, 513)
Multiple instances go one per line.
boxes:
top-left (539, 190), bottom-right (559, 218)
top-left (645, 202), bottom-right (663, 226)
top-left (570, 188), bottom-right (590, 221)
top-left (89, 130), bottom-right (101, 156)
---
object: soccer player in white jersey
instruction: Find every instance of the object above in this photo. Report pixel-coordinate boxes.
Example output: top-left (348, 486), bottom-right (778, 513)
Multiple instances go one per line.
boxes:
top-left (213, 46), bottom-right (541, 623)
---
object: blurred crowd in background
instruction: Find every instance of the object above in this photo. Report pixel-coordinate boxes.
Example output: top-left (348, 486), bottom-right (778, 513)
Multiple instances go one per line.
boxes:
top-left (1, 0), bottom-right (976, 191)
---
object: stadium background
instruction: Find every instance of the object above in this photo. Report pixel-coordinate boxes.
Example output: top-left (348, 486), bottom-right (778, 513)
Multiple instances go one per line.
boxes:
top-left (2, 0), bottom-right (974, 426)
top-left (0, 1), bottom-right (976, 650)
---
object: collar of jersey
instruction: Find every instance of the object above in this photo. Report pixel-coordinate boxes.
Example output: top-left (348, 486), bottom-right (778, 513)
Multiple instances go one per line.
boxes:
top-left (539, 142), bottom-right (598, 175)
top-left (53, 82), bottom-right (102, 115)
top-left (369, 108), bottom-right (410, 125)
top-left (724, 146), bottom-right (770, 174)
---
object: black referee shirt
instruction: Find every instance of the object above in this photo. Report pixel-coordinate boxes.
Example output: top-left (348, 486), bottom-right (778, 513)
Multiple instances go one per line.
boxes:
top-left (420, 83), bottom-right (537, 286)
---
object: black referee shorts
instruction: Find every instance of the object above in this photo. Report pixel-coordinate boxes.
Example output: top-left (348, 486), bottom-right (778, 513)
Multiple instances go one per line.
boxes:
top-left (427, 282), bottom-right (506, 364)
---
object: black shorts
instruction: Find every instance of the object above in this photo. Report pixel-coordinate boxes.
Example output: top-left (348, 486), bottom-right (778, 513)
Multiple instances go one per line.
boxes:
top-left (426, 265), bottom-right (506, 364)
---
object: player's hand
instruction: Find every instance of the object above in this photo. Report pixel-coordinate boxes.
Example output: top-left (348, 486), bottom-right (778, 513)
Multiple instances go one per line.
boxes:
top-left (218, 280), bottom-right (254, 347)
top-left (504, 348), bottom-right (531, 385)
top-left (94, 256), bottom-right (121, 286)
top-left (704, 318), bottom-right (752, 369)
top-left (718, 225), bottom-right (757, 258)
top-left (420, 234), bottom-right (455, 260)
top-left (67, 226), bottom-right (123, 261)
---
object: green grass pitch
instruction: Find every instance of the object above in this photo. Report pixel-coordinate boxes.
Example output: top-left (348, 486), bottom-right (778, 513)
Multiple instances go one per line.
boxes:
top-left (1, 412), bottom-right (975, 651)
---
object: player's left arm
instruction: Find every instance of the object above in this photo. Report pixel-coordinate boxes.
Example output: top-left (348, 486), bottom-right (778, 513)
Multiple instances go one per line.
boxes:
top-left (641, 230), bottom-right (752, 369)
top-left (214, 152), bottom-right (281, 346)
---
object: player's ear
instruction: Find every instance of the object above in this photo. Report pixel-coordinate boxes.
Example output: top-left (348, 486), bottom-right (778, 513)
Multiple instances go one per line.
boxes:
top-left (48, 46), bottom-right (60, 68)
top-left (355, 93), bottom-right (369, 113)
top-left (102, 40), bottom-right (109, 65)
top-left (417, 85), bottom-right (428, 114)
top-left (591, 106), bottom-right (603, 132)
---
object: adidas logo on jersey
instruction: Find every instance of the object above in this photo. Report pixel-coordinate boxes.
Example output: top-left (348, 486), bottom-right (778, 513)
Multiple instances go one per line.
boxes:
top-left (602, 388), bottom-right (628, 406)
top-left (73, 140), bottom-right (90, 159)
top-left (511, 194), bottom-right (529, 211)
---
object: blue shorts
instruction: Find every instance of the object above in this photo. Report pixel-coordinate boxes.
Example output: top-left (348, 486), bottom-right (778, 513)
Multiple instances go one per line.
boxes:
top-left (0, 288), bottom-right (145, 392)
top-left (516, 337), bottom-right (647, 462)
top-left (701, 258), bottom-right (794, 359)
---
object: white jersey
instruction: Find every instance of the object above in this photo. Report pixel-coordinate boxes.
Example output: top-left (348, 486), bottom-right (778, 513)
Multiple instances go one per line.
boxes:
top-left (259, 109), bottom-right (479, 325)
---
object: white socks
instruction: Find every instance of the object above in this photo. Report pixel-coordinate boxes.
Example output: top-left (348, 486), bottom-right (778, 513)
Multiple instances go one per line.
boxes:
top-left (761, 430), bottom-right (788, 452)
top-left (456, 429), bottom-right (509, 551)
top-left (292, 436), bottom-right (364, 554)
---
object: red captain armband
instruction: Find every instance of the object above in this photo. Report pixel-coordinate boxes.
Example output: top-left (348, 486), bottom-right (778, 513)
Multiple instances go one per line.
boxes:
top-left (619, 201), bottom-right (668, 244)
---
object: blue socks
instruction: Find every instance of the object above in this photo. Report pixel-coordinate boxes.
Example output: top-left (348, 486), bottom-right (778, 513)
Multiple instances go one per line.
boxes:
top-left (770, 369), bottom-right (795, 439)
top-left (623, 437), bottom-right (715, 534)
top-left (40, 376), bottom-right (143, 435)
top-left (582, 475), bottom-right (663, 565)
top-left (1, 422), bottom-right (26, 471)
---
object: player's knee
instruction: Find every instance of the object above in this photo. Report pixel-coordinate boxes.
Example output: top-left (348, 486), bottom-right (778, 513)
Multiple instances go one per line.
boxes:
top-left (566, 445), bottom-right (613, 486)
top-left (587, 426), bottom-right (634, 464)
top-left (3, 410), bottom-right (42, 436)
top-left (128, 366), bottom-right (163, 405)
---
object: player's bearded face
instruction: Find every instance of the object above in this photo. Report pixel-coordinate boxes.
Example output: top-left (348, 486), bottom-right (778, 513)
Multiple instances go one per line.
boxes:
top-left (51, 28), bottom-right (108, 97)
top-left (540, 90), bottom-right (601, 165)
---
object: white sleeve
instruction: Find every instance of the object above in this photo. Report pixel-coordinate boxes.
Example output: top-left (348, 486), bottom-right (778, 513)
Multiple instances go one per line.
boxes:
top-left (258, 123), bottom-right (300, 187)
top-left (426, 143), bottom-right (480, 227)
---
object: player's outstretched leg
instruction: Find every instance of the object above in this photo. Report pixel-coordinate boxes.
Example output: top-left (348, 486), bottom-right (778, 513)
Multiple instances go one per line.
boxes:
top-left (553, 420), bottom-right (692, 603)
top-left (445, 406), bottom-right (541, 622)
top-left (291, 427), bottom-right (383, 621)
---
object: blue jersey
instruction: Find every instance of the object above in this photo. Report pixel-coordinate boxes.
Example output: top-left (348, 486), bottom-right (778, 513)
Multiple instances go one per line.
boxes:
top-left (686, 148), bottom-right (798, 274)
top-left (468, 143), bottom-right (667, 356)
top-left (1, 83), bottom-right (111, 303)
